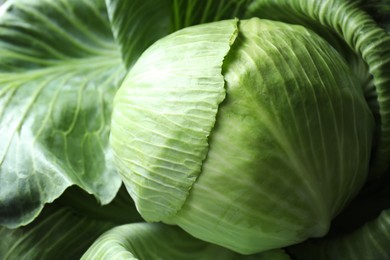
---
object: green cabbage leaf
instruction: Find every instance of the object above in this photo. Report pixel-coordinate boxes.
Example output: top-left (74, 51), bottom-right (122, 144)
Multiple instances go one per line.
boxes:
top-left (82, 222), bottom-right (291, 260)
top-left (0, 186), bottom-right (143, 259)
top-left (0, 0), bottom-right (127, 228)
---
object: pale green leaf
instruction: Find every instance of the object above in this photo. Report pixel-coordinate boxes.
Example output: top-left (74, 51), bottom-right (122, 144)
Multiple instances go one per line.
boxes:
top-left (110, 19), bottom-right (239, 222)
top-left (82, 222), bottom-right (291, 260)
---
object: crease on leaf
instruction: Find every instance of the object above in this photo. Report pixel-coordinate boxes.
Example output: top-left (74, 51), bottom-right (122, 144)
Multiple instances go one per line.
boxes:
top-left (174, 17), bottom-right (241, 218)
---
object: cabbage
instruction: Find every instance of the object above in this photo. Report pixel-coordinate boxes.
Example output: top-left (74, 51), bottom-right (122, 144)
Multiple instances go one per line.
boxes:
top-left (1, 0), bottom-right (389, 259)
top-left (110, 17), bottom-right (374, 253)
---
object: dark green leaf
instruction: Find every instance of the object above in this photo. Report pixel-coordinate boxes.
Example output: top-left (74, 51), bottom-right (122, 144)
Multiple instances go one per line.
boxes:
top-left (0, 185), bottom-right (142, 259)
top-left (0, 0), bottom-right (126, 228)
top-left (105, 0), bottom-right (250, 68)
top-left (289, 209), bottom-right (390, 259)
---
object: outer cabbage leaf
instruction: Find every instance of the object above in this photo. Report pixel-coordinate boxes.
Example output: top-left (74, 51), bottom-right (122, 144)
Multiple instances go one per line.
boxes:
top-left (0, 206), bottom-right (113, 260)
top-left (289, 209), bottom-right (390, 259)
top-left (104, 0), bottom-right (171, 69)
top-left (289, 171), bottom-right (390, 259)
top-left (105, 0), bottom-right (250, 68)
top-left (0, 0), bottom-right (125, 228)
top-left (361, 0), bottom-right (390, 32)
top-left (0, 186), bottom-right (142, 259)
top-left (81, 222), bottom-right (291, 260)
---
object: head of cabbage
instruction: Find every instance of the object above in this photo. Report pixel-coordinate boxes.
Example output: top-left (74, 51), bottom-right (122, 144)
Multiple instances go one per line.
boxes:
top-left (110, 16), bottom-right (376, 254)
